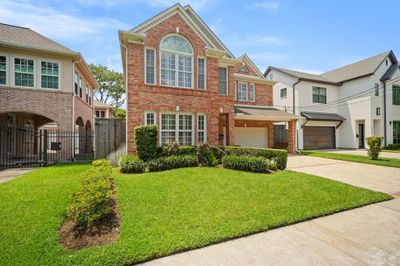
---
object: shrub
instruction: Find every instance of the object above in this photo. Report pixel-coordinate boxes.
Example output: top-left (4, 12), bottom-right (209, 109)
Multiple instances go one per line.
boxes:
top-left (225, 146), bottom-right (287, 170)
top-left (366, 136), bottom-right (384, 160)
top-left (148, 155), bottom-right (198, 172)
top-left (209, 145), bottom-right (225, 162)
top-left (386, 144), bottom-right (400, 150)
top-left (197, 144), bottom-right (217, 166)
top-left (161, 143), bottom-right (197, 156)
top-left (119, 155), bottom-right (146, 174)
top-left (135, 125), bottom-right (159, 161)
top-left (68, 161), bottom-right (113, 227)
top-left (222, 155), bottom-right (269, 173)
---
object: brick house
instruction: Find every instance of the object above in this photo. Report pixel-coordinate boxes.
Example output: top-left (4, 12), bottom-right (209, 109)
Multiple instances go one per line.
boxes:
top-left (0, 23), bottom-right (97, 160)
top-left (119, 4), bottom-right (297, 153)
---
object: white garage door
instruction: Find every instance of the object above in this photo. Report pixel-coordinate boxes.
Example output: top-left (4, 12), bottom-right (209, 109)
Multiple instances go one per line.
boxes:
top-left (234, 127), bottom-right (267, 148)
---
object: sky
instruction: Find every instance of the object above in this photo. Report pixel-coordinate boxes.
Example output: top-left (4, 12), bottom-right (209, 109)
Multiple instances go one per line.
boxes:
top-left (1, 0), bottom-right (399, 74)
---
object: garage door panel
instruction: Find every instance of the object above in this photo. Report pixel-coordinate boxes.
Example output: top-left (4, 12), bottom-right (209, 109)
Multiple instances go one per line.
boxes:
top-left (304, 126), bottom-right (335, 150)
top-left (235, 127), bottom-right (267, 148)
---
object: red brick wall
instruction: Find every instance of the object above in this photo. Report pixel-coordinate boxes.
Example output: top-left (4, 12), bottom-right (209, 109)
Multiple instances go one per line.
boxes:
top-left (234, 60), bottom-right (259, 77)
top-left (74, 96), bottom-right (94, 131)
top-left (233, 82), bottom-right (273, 106)
top-left (126, 14), bottom-right (236, 153)
top-left (0, 87), bottom-right (73, 130)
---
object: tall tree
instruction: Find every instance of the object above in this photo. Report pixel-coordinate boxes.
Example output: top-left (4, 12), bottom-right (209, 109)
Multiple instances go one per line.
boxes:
top-left (89, 64), bottom-right (125, 108)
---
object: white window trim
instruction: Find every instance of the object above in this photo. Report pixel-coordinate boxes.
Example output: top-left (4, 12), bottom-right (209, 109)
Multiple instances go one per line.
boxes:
top-left (39, 60), bottom-right (61, 90)
top-left (197, 113), bottom-right (207, 144)
top-left (197, 56), bottom-right (206, 90)
top-left (249, 82), bottom-right (256, 102)
top-left (234, 81), bottom-right (237, 101)
top-left (159, 34), bottom-right (194, 89)
top-left (0, 54), bottom-right (8, 86)
top-left (238, 81), bottom-right (248, 102)
top-left (144, 47), bottom-right (156, 85)
top-left (144, 111), bottom-right (157, 126)
top-left (218, 66), bottom-right (228, 96)
top-left (159, 112), bottom-right (194, 145)
top-left (12, 56), bottom-right (36, 89)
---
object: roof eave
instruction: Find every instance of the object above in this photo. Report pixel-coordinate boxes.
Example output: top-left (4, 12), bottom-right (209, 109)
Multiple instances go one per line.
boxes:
top-left (0, 41), bottom-right (78, 57)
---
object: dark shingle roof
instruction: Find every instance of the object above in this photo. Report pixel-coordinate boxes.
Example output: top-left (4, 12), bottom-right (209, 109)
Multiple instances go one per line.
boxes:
top-left (301, 111), bottom-right (345, 121)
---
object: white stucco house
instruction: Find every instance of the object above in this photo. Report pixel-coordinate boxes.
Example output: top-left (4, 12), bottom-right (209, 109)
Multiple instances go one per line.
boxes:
top-left (265, 50), bottom-right (400, 150)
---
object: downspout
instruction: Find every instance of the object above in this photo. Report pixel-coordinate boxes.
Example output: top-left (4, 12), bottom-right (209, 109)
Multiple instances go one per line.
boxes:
top-left (383, 81), bottom-right (387, 147)
top-left (72, 61), bottom-right (76, 160)
top-left (120, 42), bottom-right (128, 155)
top-left (293, 79), bottom-right (301, 153)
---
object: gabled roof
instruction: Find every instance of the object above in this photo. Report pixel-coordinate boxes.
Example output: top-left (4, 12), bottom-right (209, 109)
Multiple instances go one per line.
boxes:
top-left (265, 50), bottom-right (397, 85)
top-left (238, 54), bottom-right (264, 78)
top-left (126, 3), bottom-right (234, 58)
top-left (0, 23), bottom-right (76, 55)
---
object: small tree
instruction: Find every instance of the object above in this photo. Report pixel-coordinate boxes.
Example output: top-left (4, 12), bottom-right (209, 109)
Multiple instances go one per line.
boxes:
top-left (134, 125), bottom-right (159, 161)
top-left (366, 136), bottom-right (383, 160)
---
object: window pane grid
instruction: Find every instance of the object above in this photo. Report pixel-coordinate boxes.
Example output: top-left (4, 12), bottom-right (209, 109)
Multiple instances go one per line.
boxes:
top-left (394, 121), bottom-right (400, 144)
top-left (197, 114), bottom-right (206, 144)
top-left (14, 58), bottom-right (34, 87)
top-left (146, 112), bottom-right (155, 125)
top-left (238, 82), bottom-right (248, 101)
top-left (218, 67), bottom-right (227, 95)
top-left (160, 113), bottom-right (193, 145)
top-left (146, 49), bottom-right (155, 84)
top-left (393, 86), bottom-right (400, 105)
top-left (0, 56), bottom-right (6, 85)
top-left (312, 87), bottom-right (327, 104)
top-left (197, 58), bottom-right (205, 89)
top-left (41, 61), bottom-right (59, 89)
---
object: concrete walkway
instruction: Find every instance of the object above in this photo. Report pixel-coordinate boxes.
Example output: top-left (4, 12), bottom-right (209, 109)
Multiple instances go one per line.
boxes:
top-left (320, 149), bottom-right (400, 159)
top-left (0, 168), bottom-right (32, 184)
top-left (142, 156), bottom-right (400, 265)
top-left (288, 156), bottom-right (400, 195)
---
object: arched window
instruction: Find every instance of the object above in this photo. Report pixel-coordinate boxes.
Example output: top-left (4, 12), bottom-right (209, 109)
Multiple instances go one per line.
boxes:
top-left (239, 65), bottom-right (248, 72)
top-left (160, 35), bottom-right (193, 88)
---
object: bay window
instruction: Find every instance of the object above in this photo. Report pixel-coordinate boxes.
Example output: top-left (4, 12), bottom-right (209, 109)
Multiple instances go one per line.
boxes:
top-left (41, 61), bottom-right (59, 89)
top-left (160, 113), bottom-right (194, 145)
top-left (160, 35), bottom-right (193, 88)
top-left (14, 58), bottom-right (34, 87)
top-left (0, 56), bottom-right (6, 85)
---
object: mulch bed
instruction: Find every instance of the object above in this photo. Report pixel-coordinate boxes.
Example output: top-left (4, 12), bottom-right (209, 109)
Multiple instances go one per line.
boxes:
top-left (59, 180), bottom-right (120, 250)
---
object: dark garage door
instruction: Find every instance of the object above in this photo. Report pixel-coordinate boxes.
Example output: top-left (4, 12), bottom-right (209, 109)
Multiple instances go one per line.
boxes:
top-left (303, 126), bottom-right (335, 150)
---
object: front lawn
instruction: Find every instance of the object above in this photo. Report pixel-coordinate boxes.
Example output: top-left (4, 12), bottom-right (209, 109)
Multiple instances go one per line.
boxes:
top-left (301, 150), bottom-right (400, 168)
top-left (0, 165), bottom-right (392, 265)
top-left (382, 149), bottom-right (400, 153)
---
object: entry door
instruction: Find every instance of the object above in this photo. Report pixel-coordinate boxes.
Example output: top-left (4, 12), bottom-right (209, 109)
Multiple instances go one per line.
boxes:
top-left (358, 124), bottom-right (365, 148)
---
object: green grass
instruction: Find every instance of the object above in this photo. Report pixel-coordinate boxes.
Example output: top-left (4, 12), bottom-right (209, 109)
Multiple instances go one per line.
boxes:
top-left (382, 149), bottom-right (400, 153)
top-left (0, 165), bottom-right (392, 265)
top-left (301, 150), bottom-right (400, 168)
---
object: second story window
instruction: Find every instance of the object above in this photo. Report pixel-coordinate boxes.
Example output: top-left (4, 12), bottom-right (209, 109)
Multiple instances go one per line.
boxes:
top-left (14, 58), bottom-right (34, 87)
top-left (280, 88), bottom-right (287, 98)
top-left (375, 83), bottom-right (379, 96)
top-left (312, 86), bottom-right (326, 104)
top-left (218, 67), bottom-right (227, 95)
top-left (197, 58), bottom-right (205, 90)
top-left (160, 35), bottom-right (193, 89)
top-left (0, 56), bottom-right (6, 85)
top-left (86, 86), bottom-right (89, 103)
top-left (393, 85), bottom-right (400, 105)
top-left (145, 48), bottom-right (156, 84)
top-left (79, 77), bottom-right (83, 98)
top-left (88, 87), bottom-right (92, 105)
top-left (41, 61), bottom-right (59, 89)
top-left (74, 72), bottom-right (78, 95)
top-left (249, 83), bottom-right (255, 102)
top-left (238, 82), bottom-right (248, 101)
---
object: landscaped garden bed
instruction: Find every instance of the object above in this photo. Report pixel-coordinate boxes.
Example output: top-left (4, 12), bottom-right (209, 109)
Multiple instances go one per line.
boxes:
top-left (0, 165), bottom-right (392, 265)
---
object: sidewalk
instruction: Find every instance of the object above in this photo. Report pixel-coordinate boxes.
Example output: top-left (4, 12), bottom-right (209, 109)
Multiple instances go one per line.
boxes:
top-left (0, 168), bottom-right (32, 184)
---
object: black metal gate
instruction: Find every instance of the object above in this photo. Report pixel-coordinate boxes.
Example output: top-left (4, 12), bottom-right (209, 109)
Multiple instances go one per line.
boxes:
top-left (0, 123), bottom-right (94, 170)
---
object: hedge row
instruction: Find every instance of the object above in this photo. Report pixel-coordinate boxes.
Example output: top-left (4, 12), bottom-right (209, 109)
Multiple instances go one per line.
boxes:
top-left (386, 144), bottom-right (400, 150)
top-left (148, 155), bottom-right (198, 172)
top-left (67, 160), bottom-right (113, 227)
top-left (222, 155), bottom-right (270, 173)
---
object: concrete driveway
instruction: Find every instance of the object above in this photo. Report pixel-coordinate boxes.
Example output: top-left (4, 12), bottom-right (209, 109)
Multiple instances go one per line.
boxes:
top-left (319, 149), bottom-right (400, 159)
top-left (288, 155), bottom-right (400, 195)
top-left (0, 168), bottom-right (32, 184)
top-left (142, 156), bottom-right (400, 265)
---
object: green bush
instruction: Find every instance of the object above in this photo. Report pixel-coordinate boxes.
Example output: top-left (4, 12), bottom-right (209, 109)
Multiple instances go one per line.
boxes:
top-left (67, 161), bottom-right (113, 227)
top-left (222, 155), bottom-right (270, 173)
top-left (366, 136), bottom-right (384, 160)
top-left (135, 125), bottom-right (159, 161)
top-left (161, 142), bottom-right (197, 156)
top-left (225, 146), bottom-right (287, 170)
top-left (209, 145), bottom-right (225, 162)
top-left (119, 155), bottom-right (146, 174)
top-left (386, 144), bottom-right (400, 150)
top-left (197, 144), bottom-right (218, 166)
top-left (148, 155), bottom-right (198, 172)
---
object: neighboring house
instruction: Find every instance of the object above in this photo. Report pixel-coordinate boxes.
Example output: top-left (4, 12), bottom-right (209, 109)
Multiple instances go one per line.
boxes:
top-left (265, 51), bottom-right (400, 150)
top-left (119, 4), bottom-right (297, 154)
top-left (0, 23), bottom-right (98, 159)
top-left (94, 100), bottom-right (114, 118)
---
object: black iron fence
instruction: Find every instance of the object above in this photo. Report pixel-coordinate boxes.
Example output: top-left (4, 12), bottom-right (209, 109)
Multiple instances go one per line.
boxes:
top-left (0, 123), bottom-right (94, 170)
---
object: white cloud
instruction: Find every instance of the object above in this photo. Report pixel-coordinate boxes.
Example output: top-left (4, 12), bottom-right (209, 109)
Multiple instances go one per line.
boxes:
top-left (253, 1), bottom-right (280, 12)
top-left (0, 1), bottom-right (127, 40)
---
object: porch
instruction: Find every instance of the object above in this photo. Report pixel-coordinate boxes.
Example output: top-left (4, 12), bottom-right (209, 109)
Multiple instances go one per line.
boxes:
top-left (226, 105), bottom-right (298, 153)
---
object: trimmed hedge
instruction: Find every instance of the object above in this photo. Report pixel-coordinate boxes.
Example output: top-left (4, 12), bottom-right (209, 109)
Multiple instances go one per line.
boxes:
top-left (386, 144), bottom-right (400, 150)
top-left (222, 155), bottom-right (269, 173)
top-left (161, 143), bottom-right (197, 157)
top-left (135, 125), bottom-right (158, 161)
top-left (225, 146), bottom-right (287, 170)
top-left (148, 155), bottom-right (198, 172)
top-left (67, 160), bottom-right (113, 227)
top-left (119, 155), bottom-right (146, 174)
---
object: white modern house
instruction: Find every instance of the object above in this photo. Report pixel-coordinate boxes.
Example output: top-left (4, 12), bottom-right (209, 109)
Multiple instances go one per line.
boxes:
top-left (265, 51), bottom-right (400, 150)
